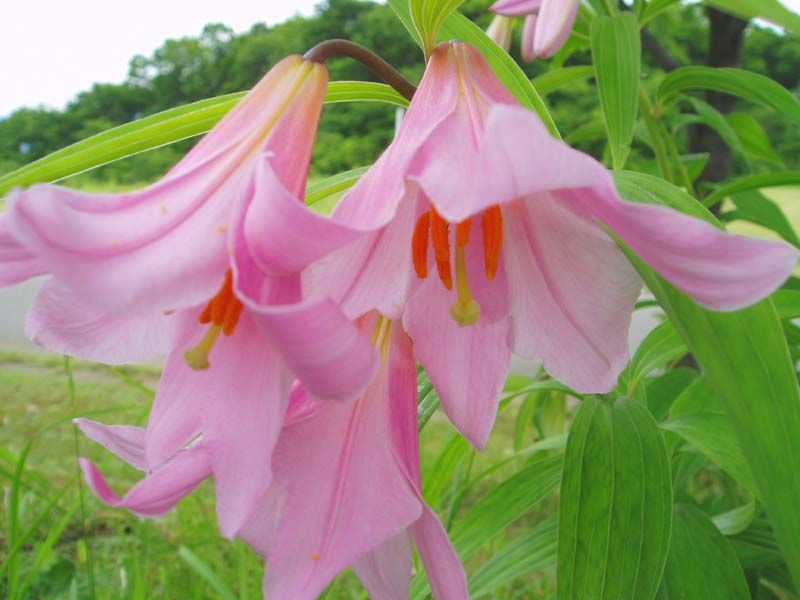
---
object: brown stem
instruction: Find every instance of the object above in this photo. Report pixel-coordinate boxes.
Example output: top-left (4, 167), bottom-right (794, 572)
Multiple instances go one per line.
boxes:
top-left (304, 39), bottom-right (417, 102)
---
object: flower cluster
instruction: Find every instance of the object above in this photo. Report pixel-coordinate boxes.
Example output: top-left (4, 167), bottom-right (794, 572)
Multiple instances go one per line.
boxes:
top-left (1, 41), bottom-right (795, 599)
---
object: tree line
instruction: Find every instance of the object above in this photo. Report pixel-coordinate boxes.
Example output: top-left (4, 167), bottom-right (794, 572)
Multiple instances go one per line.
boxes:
top-left (0, 0), bottom-right (797, 186)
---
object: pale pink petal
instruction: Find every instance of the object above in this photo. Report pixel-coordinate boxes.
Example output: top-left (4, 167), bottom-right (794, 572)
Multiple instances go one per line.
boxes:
top-left (74, 419), bottom-right (147, 470)
top-left (303, 193), bottom-right (417, 321)
top-left (420, 104), bottom-right (594, 222)
top-left (79, 448), bottom-right (211, 517)
top-left (403, 279), bottom-right (512, 449)
top-left (577, 189), bottom-right (799, 311)
top-left (240, 155), bottom-right (361, 277)
top-left (491, 0), bottom-right (543, 16)
top-left (353, 533), bottom-right (414, 600)
top-left (487, 16), bottom-right (514, 52)
top-left (245, 298), bottom-right (379, 403)
top-left (411, 506), bottom-right (470, 600)
top-left (327, 41), bottom-right (468, 234)
top-left (175, 56), bottom-right (324, 193)
top-left (143, 311), bottom-right (289, 537)
top-left (143, 322), bottom-right (207, 468)
top-left (26, 280), bottom-right (185, 363)
top-left (247, 367), bottom-right (422, 600)
top-left (6, 158), bottom-right (235, 316)
top-left (0, 213), bottom-right (46, 286)
top-left (200, 314), bottom-right (292, 538)
top-left (503, 195), bottom-right (642, 393)
top-left (383, 326), bottom-right (469, 600)
top-left (284, 381), bottom-right (322, 425)
top-left (534, 0), bottom-right (579, 58)
top-left (522, 14), bottom-right (539, 62)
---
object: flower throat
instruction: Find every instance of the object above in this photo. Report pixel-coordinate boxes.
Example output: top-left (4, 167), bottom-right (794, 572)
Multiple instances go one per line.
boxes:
top-left (411, 205), bottom-right (503, 327)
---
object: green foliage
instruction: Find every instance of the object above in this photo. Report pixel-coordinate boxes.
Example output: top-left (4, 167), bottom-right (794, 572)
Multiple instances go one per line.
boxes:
top-left (591, 13), bottom-right (641, 169)
top-left (557, 398), bottom-right (672, 600)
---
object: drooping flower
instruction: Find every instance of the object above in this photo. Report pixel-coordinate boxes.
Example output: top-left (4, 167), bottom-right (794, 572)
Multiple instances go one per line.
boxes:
top-left (491, 0), bottom-right (579, 61)
top-left (300, 42), bottom-right (797, 448)
top-left (2, 55), bottom-right (378, 538)
top-left (239, 314), bottom-right (468, 600)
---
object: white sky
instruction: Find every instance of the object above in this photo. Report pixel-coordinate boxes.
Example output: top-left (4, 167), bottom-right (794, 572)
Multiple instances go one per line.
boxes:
top-left (0, 0), bottom-right (322, 117)
top-left (0, 0), bottom-right (798, 117)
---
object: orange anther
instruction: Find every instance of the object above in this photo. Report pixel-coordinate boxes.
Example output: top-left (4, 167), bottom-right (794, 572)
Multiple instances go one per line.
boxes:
top-left (430, 207), bottom-right (452, 289)
top-left (456, 219), bottom-right (472, 248)
top-left (198, 269), bottom-right (243, 336)
top-left (481, 205), bottom-right (503, 280)
top-left (222, 299), bottom-right (244, 336)
top-left (412, 212), bottom-right (430, 279)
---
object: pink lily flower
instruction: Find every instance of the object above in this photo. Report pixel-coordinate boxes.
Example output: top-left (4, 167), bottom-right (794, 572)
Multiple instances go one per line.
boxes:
top-left (239, 314), bottom-right (468, 600)
top-left (299, 42), bottom-right (797, 448)
top-left (2, 55), bottom-right (378, 538)
top-left (491, 0), bottom-right (579, 61)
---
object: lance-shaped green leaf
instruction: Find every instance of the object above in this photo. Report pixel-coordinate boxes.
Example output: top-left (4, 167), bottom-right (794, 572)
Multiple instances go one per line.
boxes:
top-left (657, 504), bottom-right (749, 599)
top-left (469, 518), bottom-right (558, 597)
top-left (704, 0), bottom-right (800, 34)
top-left (532, 66), bottom-right (595, 96)
top-left (662, 413), bottom-right (758, 495)
top-left (591, 13), bottom-right (641, 169)
top-left (703, 171), bottom-right (800, 209)
top-left (726, 112), bottom-right (785, 166)
top-left (621, 320), bottom-right (687, 395)
top-left (557, 397), bottom-right (672, 600)
top-left (658, 67), bottom-right (800, 125)
top-left (0, 81), bottom-right (407, 197)
top-left (613, 173), bottom-right (800, 588)
top-left (723, 190), bottom-right (800, 247)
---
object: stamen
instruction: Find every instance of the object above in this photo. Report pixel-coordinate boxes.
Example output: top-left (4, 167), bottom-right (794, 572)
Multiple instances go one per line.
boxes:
top-left (429, 208), bottom-right (452, 290)
top-left (370, 315), bottom-right (394, 357)
top-left (450, 246), bottom-right (481, 327)
top-left (412, 212), bottom-right (431, 279)
top-left (456, 219), bottom-right (472, 247)
top-left (184, 325), bottom-right (222, 371)
top-left (185, 269), bottom-right (244, 370)
top-left (481, 205), bottom-right (503, 280)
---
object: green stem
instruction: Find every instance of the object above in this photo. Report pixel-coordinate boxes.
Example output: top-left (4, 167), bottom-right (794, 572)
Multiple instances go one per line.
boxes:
top-left (638, 86), bottom-right (674, 184)
top-left (65, 357), bottom-right (96, 599)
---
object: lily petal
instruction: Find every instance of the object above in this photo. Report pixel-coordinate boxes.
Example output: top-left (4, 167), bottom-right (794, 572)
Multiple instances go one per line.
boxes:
top-left (303, 194), bottom-right (418, 321)
top-left (200, 313), bottom-right (292, 538)
top-left (491, 0), bottom-right (543, 16)
top-left (74, 419), bottom-right (147, 470)
top-left (579, 189), bottom-right (799, 311)
top-left (249, 373), bottom-right (422, 600)
top-left (534, 0), bottom-right (579, 58)
top-left (245, 298), bottom-right (379, 403)
top-left (403, 278), bottom-right (511, 449)
top-left (353, 533), bottom-right (414, 600)
top-left (240, 155), bottom-right (361, 278)
top-left (522, 14), bottom-right (539, 63)
top-left (503, 195), bottom-right (641, 393)
top-left (26, 280), bottom-right (184, 363)
top-left (79, 448), bottom-right (211, 517)
top-left (0, 213), bottom-right (46, 286)
top-left (411, 506), bottom-right (470, 600)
